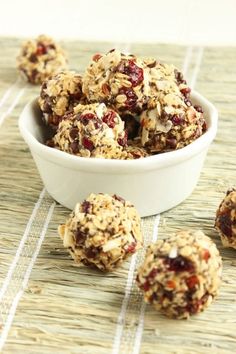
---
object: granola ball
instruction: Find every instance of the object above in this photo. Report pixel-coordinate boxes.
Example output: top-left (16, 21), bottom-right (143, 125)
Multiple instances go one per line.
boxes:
top-left (136, 230), bottom-right (222, 319)
top-left (38, 71), bottom-right (85, 129)
top-left (58, 193), bottom-right (143, 271)
top-left (52, 103), bottom-right (127, 159)
top-left (17, 35), bottom-right (67, 84)
top-left (144, 58), bottom-right (190, 98)
top-left (82, 49), bottom-right (150, 115)
top-left (139, 58), bottom-right (206, 152)
top-left (215, 188), bottom-right (236, 249)
top-left (140, 96), bottom-right (206, 153)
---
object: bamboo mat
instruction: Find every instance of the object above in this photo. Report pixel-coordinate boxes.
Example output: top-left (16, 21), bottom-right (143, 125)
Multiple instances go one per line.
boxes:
top-left (0, 38), bottom-right (236, 354)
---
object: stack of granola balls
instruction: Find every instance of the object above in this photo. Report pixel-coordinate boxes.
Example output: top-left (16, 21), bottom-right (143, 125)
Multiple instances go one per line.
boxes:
top-left (33, 46), bottom-right (206, 160)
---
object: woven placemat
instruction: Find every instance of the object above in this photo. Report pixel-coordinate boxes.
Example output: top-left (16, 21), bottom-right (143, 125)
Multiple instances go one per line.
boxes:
top-left (0, 38), bottom-right (236, 354)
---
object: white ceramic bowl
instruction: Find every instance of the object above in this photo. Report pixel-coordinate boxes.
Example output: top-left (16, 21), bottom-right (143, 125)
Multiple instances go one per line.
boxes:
top-left (19, 91), bottom-right (218, 217)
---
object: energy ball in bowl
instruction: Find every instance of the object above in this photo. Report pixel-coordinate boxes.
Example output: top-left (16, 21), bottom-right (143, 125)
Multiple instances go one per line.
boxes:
top-left (52, 103), bottom-right (127, 159)
top-left (136, 230), bottom-right (222, 319)
top-left (17, 34), bottom-right (67, 84)
top-left (140, 95), bottom-right (206, 153)
top-left (38, 71), bottom-right (85, 129)
top-left (58, 193), bottom-right (143, 271)
top-left (144, 57), bottom-right (190, 98)
top-left (215, 188), bottom-right (236, 249)
top-left (82, 49), bottom-right (150, 115)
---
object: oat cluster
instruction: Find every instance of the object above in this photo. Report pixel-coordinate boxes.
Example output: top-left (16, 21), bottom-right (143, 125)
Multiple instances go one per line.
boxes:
top-left (17, 35), bottom-right (67, 84)
top-left (215, 188), bottom-right (236, 249)
top-left (58, 193), bottom-right (143, 271)
top-left (38, 71), bottom-right (86, 129)
top-left (36, 46), bottom-right (206, 159)
top-left (136, 230), bottom-right (222, 319)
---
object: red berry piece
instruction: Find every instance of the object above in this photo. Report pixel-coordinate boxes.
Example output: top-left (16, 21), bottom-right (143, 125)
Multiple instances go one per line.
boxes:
top-left (36, 43), bottom-right (47, 55)
top-left (92, 53), bottom-right (102, 62)
top-left (81, 200), bottom-right (91, 214)
top-left (171, 115), bottom-right (183, 125)
top-left (102, 110), bottom-right (116, 128)
top-left (82, 137), bottom-right (94, 151)
top-left (117, 131), bottom-right (128, 147)
top-left (75, 229), bottom-right (87, 244)
top-left (119, 87), bottom-right (138, 111)
top-left (79, 113), bottom-right (96, 125)
top-left (125, 242), bottom-right (137, 253)
top-left (147, 268), bottom-right (159, 280)
top-left (165, 256), bottom-right (194, 273)
top-left (186, 275), bottom-right (199, 289)
top-left (180, 87), bottom-right (191, 97)
top-left (202, 249), bottom-right (211, 261)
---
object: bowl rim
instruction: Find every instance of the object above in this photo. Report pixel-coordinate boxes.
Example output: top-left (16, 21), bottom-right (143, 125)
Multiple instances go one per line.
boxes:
top-left (18, 90), bottom-right (218, 174)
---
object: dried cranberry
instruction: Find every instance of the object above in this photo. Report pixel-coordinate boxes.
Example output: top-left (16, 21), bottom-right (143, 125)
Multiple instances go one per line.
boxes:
top-left (186, 275), bottom-right (199, 289)
top-left (70, 92), bottom-right (82, 101)
top-left (69, 128), bottom-right (79, 139)
top-left (79, 113), bottom-right (96, 125)
top-left (75, 229), bottom-right (87, 244)
top-left (202, 249), bottom-right (211, 262)
top-left (117, 131), bottom-right (128, 147)
top-left (166, 138), bottom-right (177, 149)
top-left (70, 141), bottom-right (79, 154)
top-left (121, 60), bottom-right (144, 87)
top-left (194, 105), bottom-right (204, 113)
top-left (81, 200), bottom-right (91, 214)
top-left (103, 110), bottom-right (116, 128)
top-left (82, 137), bottom-right (94, 151)
top-left (202, 120), bottom-right (207, 131)
top-left (92, 53), bottom-right (102, 62)
top-left (171, 115), bottom-right (183, 125)
top-left (85, 246), bottom-right (98, 259)
top-left (119, 87), bottom-right (138, 111)
top-left (125, 242), bottom-right (137, 253)
top-left (147, 268), bottom-right (159, 280)
top-left (180, 87), bottom-right (191, 97)
top-left (164, 256), bottom-right (194, 273)
top-left (141, 281), bottom-right (150, 291)
top-left (36, 43), bottom-right (47, 55)
top-left (186, 293), bottom-right (209, 314)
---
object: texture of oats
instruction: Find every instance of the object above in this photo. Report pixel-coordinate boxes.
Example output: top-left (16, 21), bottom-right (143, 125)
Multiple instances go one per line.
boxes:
top-left (52, 103), bottom-right (127, 159)
top-left (215, 188), bottom-right (236, 249)
top-left (82, 49), bottom-right (149, 115)
top-left (58, 193), bottom-right (143, 271)
top-left (38, 70), bottom-right (86, 128)
top-left (136, 230), bottom-right (222, 319)
top-left (17, 35), bottom-right (67, 84)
